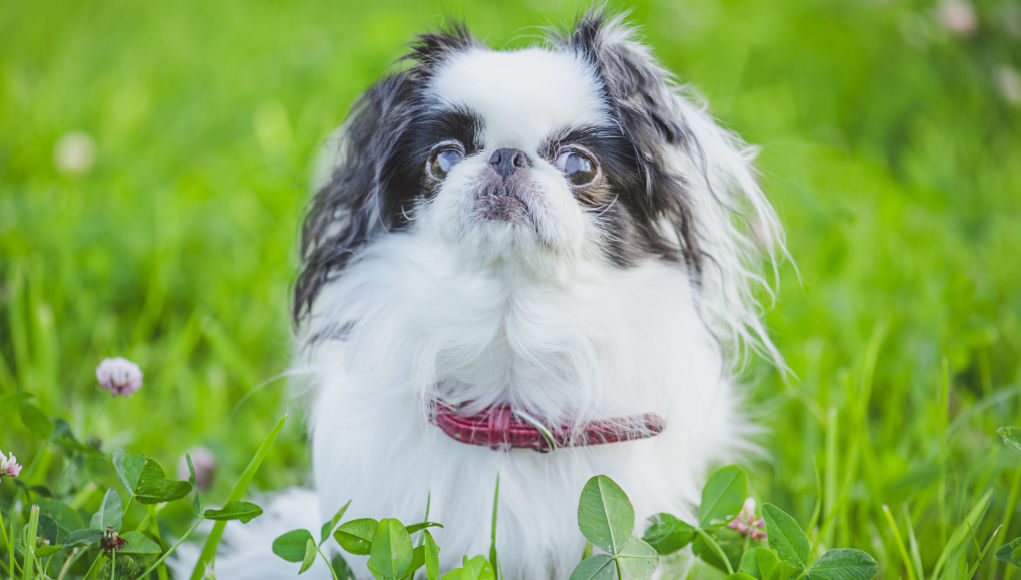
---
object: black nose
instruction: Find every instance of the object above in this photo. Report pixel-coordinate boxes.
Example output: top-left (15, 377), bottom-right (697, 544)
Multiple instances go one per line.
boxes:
top-left (488, 148), bottom-right (530, 178)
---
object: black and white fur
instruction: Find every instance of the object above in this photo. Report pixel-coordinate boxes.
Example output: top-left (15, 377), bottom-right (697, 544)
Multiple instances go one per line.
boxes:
top-left (206, 9), bottom-right (783, 579)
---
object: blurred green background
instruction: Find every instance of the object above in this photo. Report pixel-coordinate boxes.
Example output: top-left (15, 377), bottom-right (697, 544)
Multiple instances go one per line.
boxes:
top-left (2, 0), bottom-right (1020, 577)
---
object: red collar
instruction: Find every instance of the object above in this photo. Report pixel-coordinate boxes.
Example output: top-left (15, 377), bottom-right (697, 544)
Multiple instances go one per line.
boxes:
top-left (429, 399), bottom-right (665, 453)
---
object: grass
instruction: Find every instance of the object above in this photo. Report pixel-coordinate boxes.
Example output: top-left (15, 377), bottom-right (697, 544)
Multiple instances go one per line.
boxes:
top-left (1, 0), bottom-right (1020, 577)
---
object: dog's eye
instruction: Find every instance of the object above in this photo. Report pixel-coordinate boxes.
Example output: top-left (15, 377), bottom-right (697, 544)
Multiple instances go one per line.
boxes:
top-left (428, 142), bottom-right (465, 180)
top-left (555, 149), bottom-right (598, 186)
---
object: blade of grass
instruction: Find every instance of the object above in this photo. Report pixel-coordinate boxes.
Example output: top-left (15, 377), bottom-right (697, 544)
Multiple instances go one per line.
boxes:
top-left (147, 505), bottom-right (170, 580)
top-left (881, 504), bottom-right (916, 580)
top-left (822, 406), bottom-right (837, 548)
top-left (0, 345), bottom-right (15, 391)
top-left (997, 469), bottom-right (1021, 580)
top-left (199, 314), bottom-right (261, 390)
top-left (930, 488), bottom-right (991, 579)
top-left (6, 266), bottom-right (31, 394)
top-left (937, 359), bottom-right (950, 548)
top-left (139, 517), bottom-right (203, 578)
top-left (489, 474), bottom-right (500, 579)
top-left (0, 511), bottom-right (10, 577)
top-left (965, 524), bottom-right (1001, 578)
top-left (417, 491), bottom-right (432, 548)
top-left (189, 414), bottom-right (286, 580)
top-left (22, 505), bottom-right (39, 580)
top-left (807, 458), bottom-right (823, 534)
top-left (856, 326), bottom-right (885, 521)
top-left (902, 505), bottom-right (924, 580)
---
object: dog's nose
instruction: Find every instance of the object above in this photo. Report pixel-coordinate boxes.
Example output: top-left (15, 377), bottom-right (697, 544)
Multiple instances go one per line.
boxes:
top-left (489, 148), bottom-right (530, 178)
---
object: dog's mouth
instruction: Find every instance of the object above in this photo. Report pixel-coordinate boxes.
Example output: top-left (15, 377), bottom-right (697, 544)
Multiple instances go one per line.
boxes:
top-left (475, 189), bottom-right (529, 222)
top-left (428, 398), bottom-right (666, 453)
top-left (469, 179), bottom-right (538, 228)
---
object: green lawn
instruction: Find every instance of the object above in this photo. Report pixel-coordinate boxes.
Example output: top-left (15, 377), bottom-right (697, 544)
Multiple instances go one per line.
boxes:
top-left (2, 0), bottom-right (1020, 577)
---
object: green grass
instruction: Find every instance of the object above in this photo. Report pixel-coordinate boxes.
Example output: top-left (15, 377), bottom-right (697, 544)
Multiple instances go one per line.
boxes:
top-left (1, 0), bottom-right (1020, 577)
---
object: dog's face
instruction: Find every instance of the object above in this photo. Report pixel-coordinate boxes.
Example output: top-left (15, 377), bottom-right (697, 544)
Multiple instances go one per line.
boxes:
top-left (296, 11), bottom-right (783, 364)
top-left (416, 47), bottom-right (617, 259)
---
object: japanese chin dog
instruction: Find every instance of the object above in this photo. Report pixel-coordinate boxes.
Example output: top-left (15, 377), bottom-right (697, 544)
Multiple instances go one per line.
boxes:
top-left (205, 7), bottom-right (784, 579)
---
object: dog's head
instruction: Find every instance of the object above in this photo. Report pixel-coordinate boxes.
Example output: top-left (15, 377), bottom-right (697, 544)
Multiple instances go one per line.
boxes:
top-left (295, 9), bottom-right (784, 365)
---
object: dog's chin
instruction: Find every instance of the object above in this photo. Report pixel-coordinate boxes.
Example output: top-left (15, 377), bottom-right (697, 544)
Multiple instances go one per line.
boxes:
top-left (455, 184), bottom-right (563, 267)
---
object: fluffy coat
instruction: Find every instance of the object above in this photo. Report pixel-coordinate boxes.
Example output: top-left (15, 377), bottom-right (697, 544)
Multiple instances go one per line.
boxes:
top-left (199, 8), bottom-right (783, 579)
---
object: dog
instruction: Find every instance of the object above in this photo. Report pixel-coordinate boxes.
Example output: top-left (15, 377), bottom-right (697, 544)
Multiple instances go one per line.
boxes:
top-left (207, 7), bottom-right (784, 579)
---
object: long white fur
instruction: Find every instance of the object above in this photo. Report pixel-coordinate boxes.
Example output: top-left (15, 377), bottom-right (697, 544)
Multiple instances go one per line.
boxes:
top-left (199, 16), bottom-right (782, 580)
top-left (547, 13), bottom-right (786, 368)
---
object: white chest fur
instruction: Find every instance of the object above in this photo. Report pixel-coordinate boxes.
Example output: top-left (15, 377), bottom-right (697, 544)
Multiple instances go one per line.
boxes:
top-left (297, 234), bottom-right (748, 578)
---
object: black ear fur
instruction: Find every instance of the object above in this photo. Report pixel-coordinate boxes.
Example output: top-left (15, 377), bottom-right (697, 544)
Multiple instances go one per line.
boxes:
top-left (558, 8), bottom-right (704, 276)
top-left (566, 10), bottom-right (688, 146)
top-left (406, 23), bottom-right (477, 71)
top-left (560, 9), bottom-right (786, 367)
top-left (293, 26), bottom-right (478, 323)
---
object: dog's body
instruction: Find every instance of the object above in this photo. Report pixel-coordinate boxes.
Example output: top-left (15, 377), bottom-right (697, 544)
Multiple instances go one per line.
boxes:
top-left (301, 236), bottom-right (748, 577)
top-left (203, 9), bottom-right (782, 579)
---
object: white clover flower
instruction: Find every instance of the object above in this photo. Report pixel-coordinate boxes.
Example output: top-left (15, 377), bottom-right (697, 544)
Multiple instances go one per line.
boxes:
top-left (0, 450), bottom-right (22, 479)
top-left (53, 131), bottom-right (97, 176)
top-left (729, 497), bottom-right (766, 541)
top-left (938, 0), bottom-right (977, 37)
top-left (96, 357), bottom-right (144, 397)
top-left (995, 65), bottom-right (1021, 105)
top-left (177, 446), bottom-right (216, 492)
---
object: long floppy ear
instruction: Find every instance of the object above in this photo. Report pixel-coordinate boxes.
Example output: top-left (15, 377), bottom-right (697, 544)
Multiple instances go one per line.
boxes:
top-left (294, 26), bottom-right (478, 324)
top-left (554, 9), bottom-right (786, 367)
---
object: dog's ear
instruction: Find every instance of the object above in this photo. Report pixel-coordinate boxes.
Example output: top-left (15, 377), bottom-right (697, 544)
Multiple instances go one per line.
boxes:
top-left (557, 8), bottom-right (787, 366)
top-left (405, 23), bottom-right (478, 72)
top-left (294, 25), bottom-right (479, 324)
top-left (564, 8), bottom-right (688, 147)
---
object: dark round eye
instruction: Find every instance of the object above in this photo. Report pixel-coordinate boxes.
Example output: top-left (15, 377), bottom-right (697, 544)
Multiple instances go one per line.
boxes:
top-left (555, 149), bottom-right (598, 186)
top-left (427, 143), bottom-right (465, 180)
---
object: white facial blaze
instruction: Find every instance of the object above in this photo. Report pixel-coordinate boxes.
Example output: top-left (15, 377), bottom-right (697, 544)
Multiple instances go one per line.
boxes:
top-left (417, 48), bottom-right (613, 265)
top-left (428, 48), bottom-right (608, 150)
